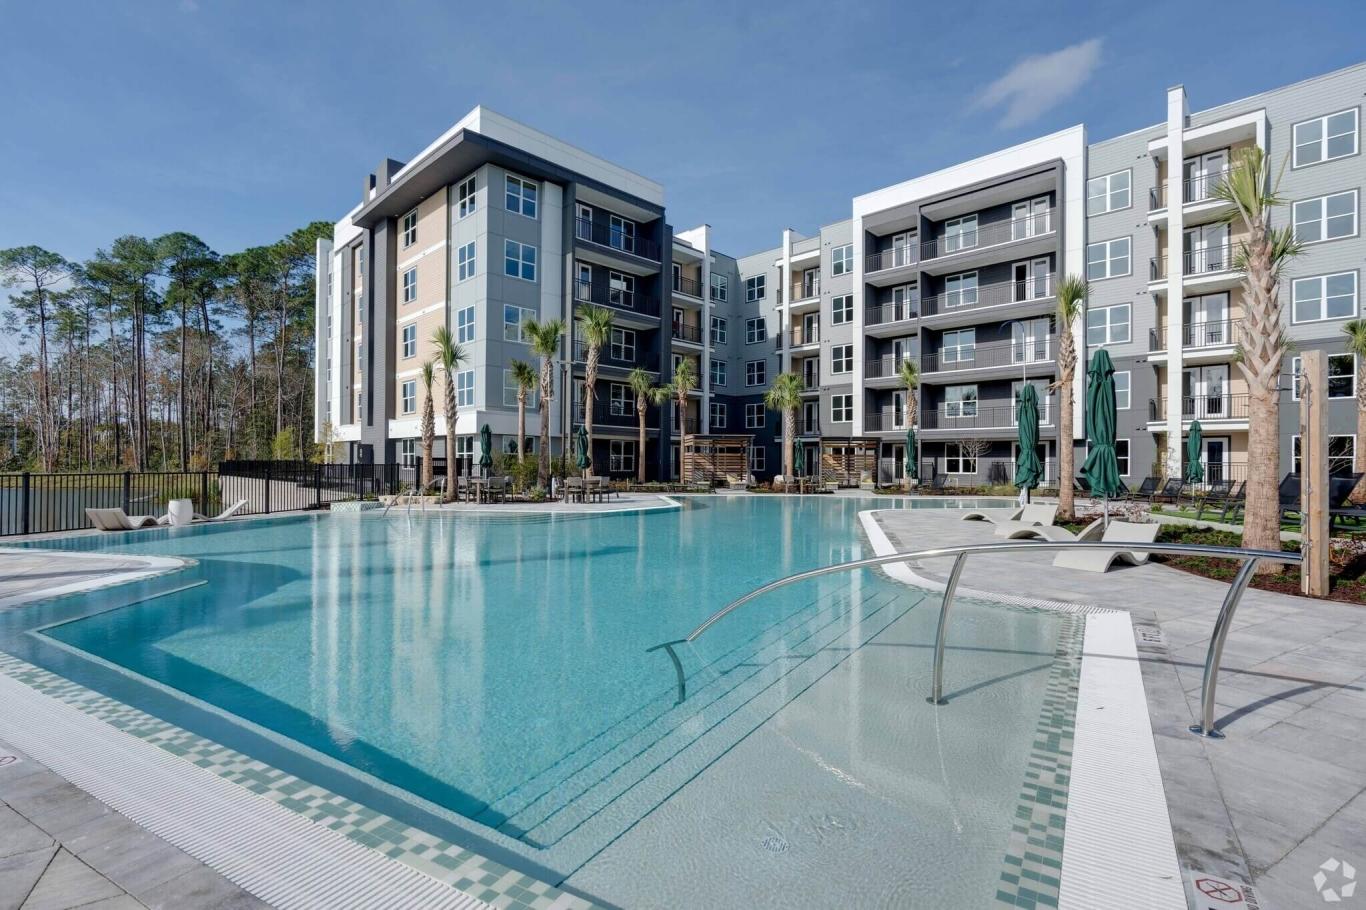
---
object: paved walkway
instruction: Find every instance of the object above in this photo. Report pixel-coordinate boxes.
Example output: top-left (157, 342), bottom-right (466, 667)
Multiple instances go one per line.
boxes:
top-left (870, 506), bottom-right (1366, 910)
top-left (0, 738), bottom-right (269, 910)
top-left (0, 550), bottom-right (162, 610)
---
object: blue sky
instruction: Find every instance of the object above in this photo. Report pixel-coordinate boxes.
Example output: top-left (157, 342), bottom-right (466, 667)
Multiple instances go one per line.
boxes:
top-left (3, 0), bottom-right (1366, 272)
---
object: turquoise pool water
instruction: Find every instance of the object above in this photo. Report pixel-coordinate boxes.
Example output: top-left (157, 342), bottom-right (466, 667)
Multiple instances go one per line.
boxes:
top-left (10, 496), bottom-right (1076, 906)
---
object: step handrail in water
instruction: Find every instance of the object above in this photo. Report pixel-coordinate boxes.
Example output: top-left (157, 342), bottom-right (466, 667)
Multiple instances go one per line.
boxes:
top-left (653, 540), bottom-right (1300, 739)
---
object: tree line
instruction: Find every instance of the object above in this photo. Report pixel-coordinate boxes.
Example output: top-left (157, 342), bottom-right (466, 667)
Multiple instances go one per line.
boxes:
top-left (0, 222), bottom-right (331, 474)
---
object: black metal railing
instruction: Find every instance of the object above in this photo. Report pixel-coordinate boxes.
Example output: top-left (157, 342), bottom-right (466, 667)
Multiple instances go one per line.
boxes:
top-left (789, 326), bottom-right (820, 346)
top-left (0, 471), bottom-right (219, 536)
top-left (1151, 245), bottom-right (1234, 280)
top-left (575, 218), bottom-right (660, 260)
top-left (921, 209), bottom-right (1056, 261)
top-left (1149, 319), bottom-right (1234, 351)
top-left (671, 416), bottom-right (701, 435)
top-left (801, 363), bottom-right (821, 387)
top-left (922, 336), bottom-right (1056, 373)
top-left (573, 279), bottom-right (659, 317)
top-left (920, 398), bottom-right (1055, 430)
top-left (671, 322), bottom-right (702, 343)
top-left (572, 339), bottom-right (647, 370)
top-left (672, 274), bottom-right (702, 298)
top-left (920, 275), bottom-right (1055, 318)
top-left (798, 418), bottom-right (821, 437)
top-left (790, 278), bottom-right (820, 301)
top-left (1184, 169), bottom-right (1229, 204)
top-left (863, 412), bottom-right (909, 432)
top-left (1150, 183), bottom-right (1169, 211)
top-left (1149, 393), bottom-right (1250, 422)
top-left (866, 246), bottom-right (919, 273)
top-left (576, 400), bottom-right (648, 429)
top-left (864, 356), bottom-right (910, 380)
top-left (865, 301), bottom-right (919, 326)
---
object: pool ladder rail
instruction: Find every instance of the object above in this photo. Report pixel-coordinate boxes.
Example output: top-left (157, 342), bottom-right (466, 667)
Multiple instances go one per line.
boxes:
top-left (652, 540), bottom-right (1300, 740)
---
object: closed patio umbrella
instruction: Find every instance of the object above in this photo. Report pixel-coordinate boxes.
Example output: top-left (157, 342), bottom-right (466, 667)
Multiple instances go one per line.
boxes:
top-left (905, 427), bottom-right (917, 482)
top-left (1013, 383), bottom-right (1042, 503)
top-left (478, 424), bottom-right (494, 474)
top-left (793, 440), bottom-right (806, 477)
top-left (1185, 420), bottom-right (1205, 486)
top-left (1080, 349), bottom-right (1123, 526)
top-left (574, 425), bottom-right (591, 473)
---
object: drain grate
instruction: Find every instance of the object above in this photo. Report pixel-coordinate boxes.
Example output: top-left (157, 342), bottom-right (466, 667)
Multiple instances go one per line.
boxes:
top-left (1134, 623), bottom-right (1167, 650)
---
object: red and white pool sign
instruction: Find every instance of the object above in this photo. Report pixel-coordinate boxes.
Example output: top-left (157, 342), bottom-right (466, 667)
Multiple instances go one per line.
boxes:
top-left (1186, 871), bottom-right (1261, 910)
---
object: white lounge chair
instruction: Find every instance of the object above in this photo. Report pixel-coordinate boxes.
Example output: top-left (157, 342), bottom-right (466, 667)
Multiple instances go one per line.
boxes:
top-left (85, 508), bottom-right (159, 531)
top-left (1052, 520), bottom-right (1161, 572)
top-left (188, 499), bottom-right (249, 522)
top-left (960, 505), bottom-right (1024, 524)
top-left (1003, 518), bottom-right (1105, 543)
top-left (991, 503), bottom-right (1060, 537)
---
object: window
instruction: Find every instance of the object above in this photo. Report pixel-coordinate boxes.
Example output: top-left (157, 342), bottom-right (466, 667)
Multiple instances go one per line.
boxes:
top-left (711, 273), bottom-right (728, 301)
top-left (609, 214), bottom-right (636, 253)
top-left (456, 305), bottom-right (475, 343)
top-left (710, 402), bottom-right (727, 428)
top-left (401, 209), bottom-right (418, 248)
top-left (457, 241), bottom-right (476, 281)
top-left (454, 370), bottom-right (474, 407)
top-left (502, 369), bottom-right (538, 408)
top-left (504, 304), bottom-right (535, 342)
top-left (610, 327), bottom-right (636, 362)
top-left (746, 317), bottom-right (767, 344)
top-left (1114, 371), bottom-right (1131, 410)
top-left (607, 271), bottom-right (634, 309)
top-left (941, 328), bottom-right (975, 364)
top-left (1086, 170), bottom-right (1132, 215)
top-left (944, 215), bottom-right (977, 253)
top-left (710, 315), bottom-right (728, 345)
top-left (609, 440), bottom-right (635, 474)
top-left (710, 359), bottom-right (727, 387)
top-left (745, 275), bottom-right (766, 302)
top-left (398, 439), bottom-right (415, 467)
top-left (505, 174), bottom-right (537, 217)
top-left (1293, 190), bottom-right (1358, 244)
top-left (944, 273), bottom-right (978, 308)
top-left (943, 385), bottom-right (978, 418)
top-left (831, 243), bottom-right (853, 275)
top-left (402, 268), bottom-right (417, 303)
top-left (1292, 272), bottom-right (1358, 323)
top-left (944, 442), bottom-right (977, 475)
top-left (401, 324), bottom-right (416, 358)
top-left (1086, 237), bottom-right (1131, 280)
top-left (746, 360), bottom-right (767, 387)
top-left (1293, 108), bottom-right (1359, 168)
top-left (831, 294), bottom-right (853, 324)
top-left (1292, 353), bottom-right (1357, 399)
top-left (831, 344), bottom-right (853, 374)
top-left (745, 403), bottom-right (765, 429)
top-left (1086, 303), bottom-right (1132, 346)
top-left (401, 380), bottom-right (416, 414)
top-left (455, 436), bottom-right (474, 460)
top-left (504, 240), bottom-right (537, 281)
top-left (1293, 435), bottom-right (1357, 475)
top-left (749, 446), bottom-right (766, 471)
top-left (456, 176), bottom-right (476, 218)
top-left (831, 394), bottom-right (852, 422)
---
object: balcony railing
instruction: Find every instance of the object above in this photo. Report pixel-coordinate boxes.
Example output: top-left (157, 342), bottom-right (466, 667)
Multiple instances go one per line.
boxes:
top-left (863, 411), bottom-right (909, 432)
top-left (573, 279), bottom-right (659, 317)
top-left (1149, 170), bottom-right (1230, 211)
top-left (672, 274), bottom-right (702, 298)
top-left (576, 400), bottom-right (647, 429)
top-left (865, 301), bottom-right (919, 327)
top-left (572, 340), bottom-right (648, 371)
top-left (866, 246), bottom-right (919, 273)
top-left (1150, 245), bottom-right (1234, 280)
top-left (922, 336), bottom-right (1056, 373)
top-left (575, 218), bottom-right (660, 260)
top-left (801, 362), bottom-right (820, 388)
top-left (790, 277), bottom-right (821, 301)
top-left (789, 326), bottom-right (820, 347)
top-left (920, 398), bottom-right (1055, 431)
top-left (921, 209), bottom-right (1056, 261)
top-left (671, 416), bottom-right (700, 435)
top-left (1149, 394), bottom-right (1250, 422)
top-left (1149, 319), bottom-right (1234, 351)
top-left (865, 356), bottom-right (911, 380)
top-left (920, 274), bottom-right (1055, 318)
top-left (671, 322), bottom-right (702, 344)
top-left (798, 419), bottom-right (821, 437)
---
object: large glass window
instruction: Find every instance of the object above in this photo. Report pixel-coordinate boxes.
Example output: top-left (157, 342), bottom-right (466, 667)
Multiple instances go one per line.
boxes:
top-left (944, 442), bottom-right (977, 474)
top-left (745, 275), bottom-right (766, 301)
top-left (831, 243), bottom-right (853, 275)
top-left (831, 344), bottom-right (853, 374)
top-left (746, 317), bottom-right (767, 344)
top-left (1086, 170), bottom-right (1131, 215)
top-left (503, 304), bottom-right (535, 342)
top-left (609, 440), bottom-right (635, 474)
top-left (1292, 272), bottom-right (1358, 323)
top-left (944, 272), bottom-right (978, 308)
top-left (710, 315), bottom-right (727, 344)
top-left (402, 268), bottom-right (417, 302)
top-left (943, 385), bottom-right (978, 418)
top-left (456, 175), bottom-right (476, 218)
top-left (610, 327), bottom-right (636, 362)
top-left (456, 305), bottom-right (475, 343)
top-left (831, 294), bottom-right (853, 324)
top-left (711, 272), bottom-right (728, 301)
top-left (944, 216), bottom-right (977, 253)
top-left (1086, 303), bottom-right (1132, 346)
top-left (456, 370), bottom-right (474, 407)
top-left (1086, 237), bottom-right (1131, 280)
top-left (401, 324), bottom-right (416, 358)
top-left (831, 394), bottom-right (852, 422)
top-left (709, 402), bottom-right (727, 428)
top-left (401, 380), bottom-right (416, 414)
top-left (710, 359), bottom-right (727, 387)
top-left (504, 240), bottom-right (537, 281)
top-left (1292, 353), bottom-right (1357, 399)
top-left (457, 241), bottom-right (476, 281)
top-left (746, 360), bottom-right (767, 387)
top-left (1293, 435), bottom-right (1357, 475)
top-left (402, 209), bottom-right (418, 248)
top-left (502, 369), bottom-right (538, 408)
top-left (941, 328), bottom-right (975, 364)
top-left (1293, 190), bottom-right (1358, 244)
top-left (1114, 371), bottom-right (1131, 410)
top-left (505, 174), bottom-right (538, 217)
top-left (745, 403), bottom-right (765, 428)
top-left (1293, 109), bottom-right (1359, 168)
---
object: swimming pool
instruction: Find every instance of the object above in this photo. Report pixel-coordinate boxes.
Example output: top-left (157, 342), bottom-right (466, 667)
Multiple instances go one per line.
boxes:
top-left (6, 496), bottom-right (1080, 907)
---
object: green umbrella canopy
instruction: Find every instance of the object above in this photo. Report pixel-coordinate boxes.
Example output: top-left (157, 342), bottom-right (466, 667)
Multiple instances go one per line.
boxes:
top-left (1080, 349), bottom-right (1123, 498)
top-left (1185, 421), bottom-right (1205, 483)
top-left (793, 441), bottom-right (806, 476)
top-left (1013, 383), bottom-right (1043, 491)
top-left (574, 425), bottom-right (591, 471)
top-left (905, 428), bottom-right (917, 481)
top-left (479, 424), bottom-right (494, 469)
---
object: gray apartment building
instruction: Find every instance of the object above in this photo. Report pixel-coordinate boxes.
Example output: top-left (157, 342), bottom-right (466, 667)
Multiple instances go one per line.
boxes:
top-left (317, 63), bottom-right (1366, 487)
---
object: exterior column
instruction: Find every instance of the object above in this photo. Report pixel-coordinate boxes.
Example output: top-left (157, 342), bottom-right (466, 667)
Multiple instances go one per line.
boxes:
top-left (1164, 86), bottom-right (1189, 476)
top-left (700, 226), bottom-right (712, 433)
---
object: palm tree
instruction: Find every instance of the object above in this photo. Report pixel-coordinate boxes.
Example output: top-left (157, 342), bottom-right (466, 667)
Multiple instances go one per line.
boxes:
top-left (431, 325), bottom-right (466, 501)
top-left (670, 356), bottom-right (698, 443)
top-left (1211, 147), bottom-right (1302, 559)
top-left (524, 318), bottom-right (564, 487)
top-left (898, 358), bottom-right (920, 489)
top-left (765, 371), bottom-right (805, 481)
top-left (577, 305), bottom-right (615, 476)
top-left (1343, 319), bottom-right (1366, 501)
top-left (627, 366), bottom-right (659, 483)
top-left (1052, 274), bottom-right (1088, 520)
top-left (418, 360), bottom-right (436, 490)
top-left (510, 359), bottom-right (537, 465)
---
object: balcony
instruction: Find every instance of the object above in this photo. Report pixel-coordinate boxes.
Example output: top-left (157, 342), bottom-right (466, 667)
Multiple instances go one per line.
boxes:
top-left (572, 339), bottom-right (649, 372)
top-left (798, 417), bottom-right (821, 437)
top-left (671, 416), bottom-right (701, 435)
top-left (864, 356), bottom-right (909, 382)
top-left (1149, 394), bottom-right (1250, 424)
top-left (575, 217), bottom-right (660, 261)
top-left (922, 336), bottom-right (1057, 374)
top-left (1150, 246), bottom-right (1234, 282)
top-left (671, 322), bottom-right (702, 344)
top-left (863, 411), bottom-right (908, 433)
top-left (575, 400), bottom-right (649, 430)
top-left (920, 209), bottom-right (1056, 264)
top-left (865, 300), bottom-right (918, 333)
top-left (919, 275), bottom-right (1055, 322)
top-left (1149, 319), bottom-right (1234, 351)
top-left (790, 277), bottom-right (821, 303)
top-left (866, 247), bottom-right (919, 274)
top-left (1149, 169), bottom-right (1230, 211)
top-left (800, 361), bottom-right (820, 389)
top-left (921, 399), bottom-right (1055, 432)
top-left (788, 326), bottom-right (820, 348)
top-left (573, 279), bottom-right (659, 319)
top-left (672, 274), bottom-right (703, 299)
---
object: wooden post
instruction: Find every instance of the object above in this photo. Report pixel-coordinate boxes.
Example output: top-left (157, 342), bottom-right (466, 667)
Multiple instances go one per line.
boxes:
top-left (1300, 350), bottom-right (1330, 597)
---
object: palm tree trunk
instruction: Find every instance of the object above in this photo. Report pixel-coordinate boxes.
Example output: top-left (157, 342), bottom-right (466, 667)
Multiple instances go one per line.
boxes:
top-left (1058, 367), bottom-right (1075, 519)
top-left (1243, 390), bottom-right (1282, 554)
top-left (583, 380), bottom-right (595, 478)
top-left (444, 381), bottom-right (457, 502)
top-left (636, 395), bottom-right (647, 483)
top-left (783, 409), bottom-right (794, 479)
top-left (538, 363), bottom-right (552, 487)
top-left (517, 394), bottom-right (527, 464)
top-left (1355, 363), bottom-right (1366, 503)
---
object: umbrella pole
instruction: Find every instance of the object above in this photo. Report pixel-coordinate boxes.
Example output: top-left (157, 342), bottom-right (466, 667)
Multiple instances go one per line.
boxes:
top-left (1103, 494), bottom-right (1109, 529)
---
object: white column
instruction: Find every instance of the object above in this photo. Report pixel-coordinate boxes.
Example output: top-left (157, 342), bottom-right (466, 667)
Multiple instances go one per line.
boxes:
top-left (700, 227), bottom-right (712, 433)
top-left (1164, 86), bottom-right (1189, 475)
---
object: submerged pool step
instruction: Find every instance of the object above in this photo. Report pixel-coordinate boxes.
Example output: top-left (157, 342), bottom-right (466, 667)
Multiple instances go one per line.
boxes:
top-left (503, 590), bottom-right (922, 848)
top-left (474, 588), bottom-right (881, 831)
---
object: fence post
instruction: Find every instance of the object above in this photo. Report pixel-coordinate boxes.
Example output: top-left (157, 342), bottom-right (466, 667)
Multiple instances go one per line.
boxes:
top-left (201, 471), bottom-right (209, 512)
top-left (264, 462), bottom-right (272, 514)
top-left (20, 472), bottom-right (30, 536)
top-left (122, 471), bottom-right (132, 513)
top-left (315, 463), bottom-right (322, 509)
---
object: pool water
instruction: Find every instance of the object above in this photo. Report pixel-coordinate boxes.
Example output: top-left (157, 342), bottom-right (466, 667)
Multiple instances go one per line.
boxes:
top-left (11, 496), bottom-right (1078, 907)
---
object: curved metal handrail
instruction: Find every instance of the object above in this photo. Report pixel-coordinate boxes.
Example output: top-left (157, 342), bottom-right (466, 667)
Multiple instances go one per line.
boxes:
top-left (656, 540), bottom-right (1299, 738)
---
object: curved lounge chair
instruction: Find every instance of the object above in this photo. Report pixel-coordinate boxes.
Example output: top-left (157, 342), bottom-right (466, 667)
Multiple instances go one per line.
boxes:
top-left (1003, 518), bottom-right (1104, 542)
top-left (960, 506), bottom-right (1023, 523)
top-left (991, 503), bottom-right (1060, 537)
top-left (187, 499), bottom-right (249, 522)
top-left (85, 508), bottom-right (159, 531)
top-left (1051, 520), bottom-right (1161, 572)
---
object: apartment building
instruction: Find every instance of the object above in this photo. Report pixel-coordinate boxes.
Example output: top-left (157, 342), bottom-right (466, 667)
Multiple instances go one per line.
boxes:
top-left (318, 63), bottom-right (1366, 486)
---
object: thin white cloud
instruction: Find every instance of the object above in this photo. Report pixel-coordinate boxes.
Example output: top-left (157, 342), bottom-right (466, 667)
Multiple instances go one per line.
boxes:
top-left (974, 38), bottom-right (1103, 129)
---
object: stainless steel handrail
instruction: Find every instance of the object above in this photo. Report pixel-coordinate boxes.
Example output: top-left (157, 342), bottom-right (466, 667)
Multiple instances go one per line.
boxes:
top-left (659, 540), bottom-right (1299, 738)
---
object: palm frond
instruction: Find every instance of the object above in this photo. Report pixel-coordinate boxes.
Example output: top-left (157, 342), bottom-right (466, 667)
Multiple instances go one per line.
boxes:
top-left (763, 371), bottom-right (805, 412)
top-left (1055, 273), bottom-right (1087, 324)
top-left (1342, 319), bottom-right (1366, 358)
top-left (576, 305), bottom-right (615, 347)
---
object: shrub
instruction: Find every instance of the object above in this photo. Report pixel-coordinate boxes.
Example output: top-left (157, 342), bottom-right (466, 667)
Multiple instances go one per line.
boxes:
top-left (271, 428), bottom-right (296, 461)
